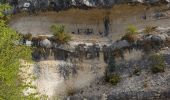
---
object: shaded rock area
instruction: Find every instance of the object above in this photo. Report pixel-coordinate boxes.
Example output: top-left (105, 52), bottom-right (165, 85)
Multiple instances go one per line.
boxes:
top-left (66, 48), bottom-right (170, 100)
top-left (68, 90), bottom-right (170, 100)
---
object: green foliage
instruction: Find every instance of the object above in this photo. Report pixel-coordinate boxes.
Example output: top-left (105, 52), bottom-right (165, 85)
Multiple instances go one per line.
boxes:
top-left (109, 74), bottom-right (121, 85)
top-left (51, 24), bottom-right (65, 34)
top-left (126, 25), bottom-right (138, 34)
top-left (51, 24), bottom-right (71, 44)
top-left (150, 54), bottom-right (166, 74)
top-left (122, 25), bottom-right (138, 42)
top-left (0, 4), bottom-right (11, 22)
top-left (0, 4), bottom-right (40, 100)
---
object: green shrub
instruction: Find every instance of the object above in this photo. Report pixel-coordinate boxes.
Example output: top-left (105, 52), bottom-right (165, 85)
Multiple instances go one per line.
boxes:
top-left (121, 25), bottom-right (138, 43)
top-left (150, 54), bottom-right (166, 73)
top-left (109, 74), bottom-right (121, 85)
top-left (51, 24), bottom-right (71, 44)
top-left (51, 24), bottom-right (65, 34)
top-left (126, 25), bottom-right (138, 34)
top-left (0, 4), bottom-right (34, 99)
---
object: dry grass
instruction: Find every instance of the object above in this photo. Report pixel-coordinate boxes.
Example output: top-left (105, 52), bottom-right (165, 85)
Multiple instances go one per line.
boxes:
top-left (124, 49), bottom-right (144, 62)
top-left (143, 25), bottom-right (158, 34)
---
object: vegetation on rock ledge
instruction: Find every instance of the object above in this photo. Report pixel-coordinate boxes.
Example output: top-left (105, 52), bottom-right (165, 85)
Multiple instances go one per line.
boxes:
top-left (150, 54), bottom-right (166, 74)
top-left (121, 25), bottom-right (139, 43)
top-left (51, 24), bottom-right (71, 44)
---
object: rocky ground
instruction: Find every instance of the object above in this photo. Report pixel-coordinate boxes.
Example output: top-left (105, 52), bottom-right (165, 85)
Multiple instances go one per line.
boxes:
top-left (67, 48), bottom-right (170, 100)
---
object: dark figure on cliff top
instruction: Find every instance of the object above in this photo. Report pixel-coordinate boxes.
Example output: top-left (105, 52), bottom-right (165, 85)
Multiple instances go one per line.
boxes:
top-left (142, 13), bottom-right (147, 20)
top-left (103, 16), bottom-right (110, 36)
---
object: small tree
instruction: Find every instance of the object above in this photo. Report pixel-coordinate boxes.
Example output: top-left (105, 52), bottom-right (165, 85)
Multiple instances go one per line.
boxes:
top-left (51, 24), bottom-right (71, 44)
top-left (121, 25), bottom-right (138, 43)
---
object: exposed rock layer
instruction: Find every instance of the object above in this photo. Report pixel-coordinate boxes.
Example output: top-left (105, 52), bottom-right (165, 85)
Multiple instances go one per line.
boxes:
top-left (7, 0), bottom-right (170, 9)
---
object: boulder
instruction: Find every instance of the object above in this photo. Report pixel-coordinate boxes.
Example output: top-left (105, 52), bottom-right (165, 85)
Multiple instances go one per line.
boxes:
top-left (40, 39), bottom-right (52, 48)
top-left (26, 40), bottom-right (32, 46)
top-left (110, 40), bottom-right (130, 50)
